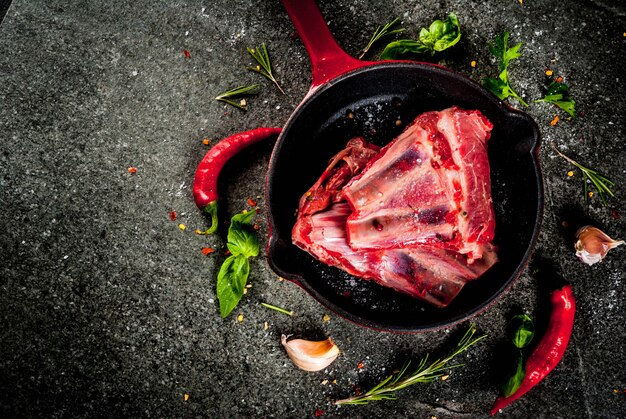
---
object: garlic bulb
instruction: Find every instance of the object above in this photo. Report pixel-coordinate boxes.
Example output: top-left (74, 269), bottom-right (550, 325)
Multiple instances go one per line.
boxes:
top-left (281, 334), bottom-right (340, 371)
top-left (575, 226), bottom-right (624, 266)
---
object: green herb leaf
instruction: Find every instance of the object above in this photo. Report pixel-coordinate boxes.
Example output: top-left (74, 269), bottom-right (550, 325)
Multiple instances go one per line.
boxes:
top-left (511, 314), bottom-right (535, 349)
top-left (227, 210), bottom-right (259, 258)
top-left (359, 18), bottom-right (405, 59)
top-left (380, 40), bottom-right (430, 59)
top-left (334, 324), bottom-right (486, 406)
top-left (552, 144), bottom-right (616, 206)
top-left (483, 32), bottom-right (528, 107)
top-left (247, 43), bottom-right (284, 94)
top-left (215, 85), bottom-right (260, 111)
top-left (536, 81), bottom-right (576, 118)
top-left (216, 254), bottom-right (250, 318)
top-left (418, 13), bottom-right (461, 53)
top-left (502, 352), bottom-right (525, 397)
top-left (216, 210), bottom-right (259, 318)
top-left (380, 13), bottom-right (461, 60)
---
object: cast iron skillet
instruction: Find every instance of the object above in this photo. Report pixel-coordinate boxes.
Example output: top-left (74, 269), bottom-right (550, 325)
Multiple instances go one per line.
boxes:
top-left (266, 0), bottom-right (543, 332)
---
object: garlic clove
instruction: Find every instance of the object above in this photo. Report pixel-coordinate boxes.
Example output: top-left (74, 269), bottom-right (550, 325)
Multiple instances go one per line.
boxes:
top-left (574, 225), bottom-right (624, 266)
top-left (281, 334), bottom-right (340, 372)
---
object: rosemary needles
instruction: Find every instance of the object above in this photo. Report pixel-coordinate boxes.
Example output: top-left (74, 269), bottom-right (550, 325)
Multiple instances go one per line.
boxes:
top-left (334, 324), bottom-right (486, 406)
top-left (247, 43), bottom-right (285, 94)
top-left (359, 18), bottom-right (405, 59)
top-left (552, 144), bottom-right (616, 206)
top-left (215, 85), bottom-right (260, 111)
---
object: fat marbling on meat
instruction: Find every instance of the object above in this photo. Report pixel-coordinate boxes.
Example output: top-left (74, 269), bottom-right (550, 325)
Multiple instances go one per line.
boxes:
top-left (292, 106), bottom-right (498, 307)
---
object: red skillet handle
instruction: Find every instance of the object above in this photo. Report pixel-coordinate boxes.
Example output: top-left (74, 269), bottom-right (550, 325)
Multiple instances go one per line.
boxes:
top-left (281, 0), bottom-right (371, 91)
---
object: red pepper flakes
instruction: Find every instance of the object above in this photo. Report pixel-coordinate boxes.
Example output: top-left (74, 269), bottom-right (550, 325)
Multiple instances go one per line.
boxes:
top-left (183, 393), bottom-right (190, 401)
top-left (224, 249), bottom-right (231, 256)
top-left (127, 167), bottom-right (138, 174)
top-left (545, 69), bottom-right (553, 76)
top-left (555, 76), bottom-right (564, 83)
top-left (354, 387), bottom-right (362, 396)
top-left (201, 247), bottom-right (215, 255)
top-left (611, 209), bottom-right (621, 220)
top-left (253, 224), bottom-right (260, 231)
top-left (550, 115), bottom-right (560, 126)
top-left (183, 49), bottom-right (191, 59)
top-left (357, 361), bottom-right (365, 369)
top-left (314, 408), bottom-right (325, 417)
top-left (202, 138), bottom-right (210, 146)
top-left (169, 211), bottom-right (177, 221)
top-left (247, 198), bottom-right (257, 207)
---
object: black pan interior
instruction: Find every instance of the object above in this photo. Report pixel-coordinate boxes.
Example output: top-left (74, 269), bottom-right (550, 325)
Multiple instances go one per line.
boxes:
top-left (266, 62), bottom-right (542, 332)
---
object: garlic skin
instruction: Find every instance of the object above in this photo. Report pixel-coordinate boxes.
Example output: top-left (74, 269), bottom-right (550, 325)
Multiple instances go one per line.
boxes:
top-left (281, 334), bottom-right (340, 371)
top-left (575, 226), bottom-right (624, 266)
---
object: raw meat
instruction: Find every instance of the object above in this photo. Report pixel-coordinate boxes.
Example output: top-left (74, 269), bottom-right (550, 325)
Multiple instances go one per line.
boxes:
top-left (342, 107), bottom-right (495, 262)
top-left (292, 107), bottom-right (497, 307)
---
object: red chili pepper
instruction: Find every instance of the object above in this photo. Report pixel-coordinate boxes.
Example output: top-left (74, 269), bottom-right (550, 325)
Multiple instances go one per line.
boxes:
top-left (491, 284), bottom-right (575, 415)
top-left (193, 127), bottom-right (282, 233)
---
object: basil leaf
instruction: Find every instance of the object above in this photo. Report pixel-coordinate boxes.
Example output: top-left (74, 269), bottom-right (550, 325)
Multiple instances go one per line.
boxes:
top-left (502, 352), bottom-right (525, 397)
top-left (380, 40), bottom-right (430, 59)
top-left (511, 314), bottom-right (535, 349)
top-left (546, 81), bottom-right (568, 96)
top-left (216, 254), bottom-right (250, 318)
top-left (419, 13), bottom-right (461, 53)
top-left (227, 210), bottom-right (259, 258)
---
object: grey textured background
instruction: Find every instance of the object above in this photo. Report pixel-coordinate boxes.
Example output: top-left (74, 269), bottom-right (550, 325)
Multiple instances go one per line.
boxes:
top-left (1, 0), bottom-right (625, 417)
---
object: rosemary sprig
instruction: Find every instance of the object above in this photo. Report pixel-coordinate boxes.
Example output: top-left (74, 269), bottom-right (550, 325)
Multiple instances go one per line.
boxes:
top-left (552, 145), bottom-right (616, 206)
top-left (359, 17), bottom-right (405, 59)
top-left (334, 324), bottom-right (486, 406)
top-left (215, 84), bottom-right (260, 111)
top-left (260, 302), bottom-right (293, 317)
top-left (247, 43), bottom-right (284, 94)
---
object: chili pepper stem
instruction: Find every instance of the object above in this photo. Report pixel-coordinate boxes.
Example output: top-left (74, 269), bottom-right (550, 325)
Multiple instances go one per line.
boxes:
top-left (197, 201), bottom-right (219, 235)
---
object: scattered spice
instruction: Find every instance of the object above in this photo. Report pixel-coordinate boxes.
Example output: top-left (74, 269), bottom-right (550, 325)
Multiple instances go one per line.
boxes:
top-left (178, 223), bottom-right (186, 231)
top-left (314, 408), bottom-right (325, 417)
top-left (567, 171), bottom-right (574, 177)
top-left (357, 361), bottom-right (365, 369)
top-left (321, 379), bottom-right (329, 385)
top-left (470, 60), bottom-right (477, 68)
top-left (263, 321), bottom-right (269, 330)
top-left (322, 314), bottom-right (331, 323)
top-left (253, 224), bottom-right (260, 231)
top-left (550, 115), bottom-right (560, 126)
top-left (202, 138), bottom-right (210, 145)
top-left (247, 198), bottom-right (257, 207)
top-left (237, 313), bottom-right (244, 322)
top-left (183, 49), bottom-right (191, 59)
top-left (169, 211), bottom-right (177, 221)
top-left (441, 375), bottom-right (450, 381)
top-left (555, 76), bottom-right (563, 83)
top-left (588, 191), bottom-right (594, 198)
top-left (127, 167), bottom-right (138, 174)
top-left (201, 247), bottom-right (215, 255)
top-left (183, 393), bottom-right (190, 401)
top-left (545, 69), bottom-right (553, 76)
top-left (395, 119), bottom-right (402, 127)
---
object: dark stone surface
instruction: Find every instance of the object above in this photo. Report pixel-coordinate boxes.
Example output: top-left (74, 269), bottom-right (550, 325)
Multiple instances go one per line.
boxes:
top-left (1, 0), bottom-right (624, 417)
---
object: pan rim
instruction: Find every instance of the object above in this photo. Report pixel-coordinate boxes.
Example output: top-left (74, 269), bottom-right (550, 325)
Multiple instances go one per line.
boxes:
top-left (265, 61), bottom-right (543, 333)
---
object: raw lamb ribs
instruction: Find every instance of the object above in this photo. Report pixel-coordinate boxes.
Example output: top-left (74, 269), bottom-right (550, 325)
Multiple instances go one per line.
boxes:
top-left (292, 106), bottom-right (498, 307)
